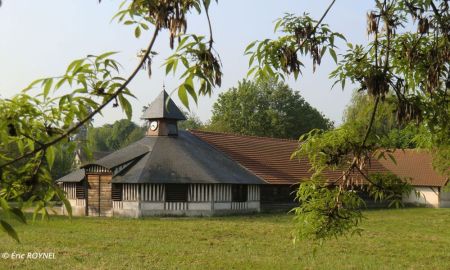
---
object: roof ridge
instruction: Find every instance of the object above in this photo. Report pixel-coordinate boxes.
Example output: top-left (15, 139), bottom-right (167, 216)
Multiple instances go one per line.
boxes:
top-left (188, 129), bottom-right (299, 142)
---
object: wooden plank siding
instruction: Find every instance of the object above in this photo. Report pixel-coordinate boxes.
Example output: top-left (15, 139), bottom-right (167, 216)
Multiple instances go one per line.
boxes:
top-left (87, 174), bottom-right (112, 216)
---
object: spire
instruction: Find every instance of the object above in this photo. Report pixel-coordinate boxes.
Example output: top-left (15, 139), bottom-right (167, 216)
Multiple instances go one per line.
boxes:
top-left (141, 90), bottom-right (186, 120)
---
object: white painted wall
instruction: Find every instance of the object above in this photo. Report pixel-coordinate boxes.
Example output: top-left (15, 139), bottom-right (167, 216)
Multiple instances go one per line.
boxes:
top-left (403, 187), bottom-right (440, 207)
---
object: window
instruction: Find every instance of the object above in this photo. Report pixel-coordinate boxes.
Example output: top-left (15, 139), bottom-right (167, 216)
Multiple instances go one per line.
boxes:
top-left (165, 184), bottom-right (188, 202)
top-left (75, 181), bottom-right (85, 199)
top-left (112, 184), bottom-right (123, 201)
top-left (232, 185), bottom-right (248, 202)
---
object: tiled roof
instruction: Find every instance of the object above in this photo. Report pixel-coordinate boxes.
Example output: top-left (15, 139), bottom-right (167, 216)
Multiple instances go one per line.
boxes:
top-left (190, 130), bottom-right (448, 187)
top-left (374, 149), bottom-right (448, 187)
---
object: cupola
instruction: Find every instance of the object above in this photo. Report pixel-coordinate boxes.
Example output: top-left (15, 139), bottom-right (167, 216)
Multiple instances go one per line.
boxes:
top-left (141, 90), bottom-right (186, 136)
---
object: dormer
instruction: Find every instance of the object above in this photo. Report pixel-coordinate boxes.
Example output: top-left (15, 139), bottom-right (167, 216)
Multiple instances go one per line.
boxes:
top-left (141, 90), bottom-right (186, 136)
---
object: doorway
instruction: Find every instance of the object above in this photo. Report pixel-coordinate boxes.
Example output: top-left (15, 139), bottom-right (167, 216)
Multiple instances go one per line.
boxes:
top-left (86, 174), bottom-right (112, 216)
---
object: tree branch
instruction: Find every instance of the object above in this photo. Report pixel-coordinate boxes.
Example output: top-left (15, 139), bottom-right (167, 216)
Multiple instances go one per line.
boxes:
top-left (361, 96), bottom-right (380, 146)
top-left (296, 0), bottom-right (337, 50)
top-left (0, 26), bottom-right (161, 170)
top-left (203, 0), bottom-right (214, 50)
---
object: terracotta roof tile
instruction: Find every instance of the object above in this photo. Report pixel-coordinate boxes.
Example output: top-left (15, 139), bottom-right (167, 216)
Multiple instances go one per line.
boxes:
top-left (190, 130), bottom-right (447, 187)
top-left (374, 149), bottom-right (447, 187)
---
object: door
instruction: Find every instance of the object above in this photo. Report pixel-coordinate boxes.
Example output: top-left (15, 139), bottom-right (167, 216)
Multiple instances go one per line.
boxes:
top-left (87, 174), bottom-right (112, 216)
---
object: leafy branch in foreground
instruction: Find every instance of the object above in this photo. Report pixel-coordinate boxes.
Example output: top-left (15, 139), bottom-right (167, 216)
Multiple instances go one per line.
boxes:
top-left (253, 0), bottom-right (448, 242)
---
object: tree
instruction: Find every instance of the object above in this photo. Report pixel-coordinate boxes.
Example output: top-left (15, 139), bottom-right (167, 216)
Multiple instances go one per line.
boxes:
top-left (0, 0), bottom-right (448, 243)
top-left (178, 111), bottom-right (205, 130)
top-left (87, 119), bottom-right (145, 153)
top-left (208, 79), bottom-right (333, 139)
top-left (343, 90), bottom-right (419, 148)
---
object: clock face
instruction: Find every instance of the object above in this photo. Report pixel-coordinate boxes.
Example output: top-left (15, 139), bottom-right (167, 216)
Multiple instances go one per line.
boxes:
top-left (150, 121), bottom-right (158, 131)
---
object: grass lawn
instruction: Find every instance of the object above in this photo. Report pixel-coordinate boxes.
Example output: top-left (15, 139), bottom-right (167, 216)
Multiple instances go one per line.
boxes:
top-left (0, 208), bottom-right (449, 270)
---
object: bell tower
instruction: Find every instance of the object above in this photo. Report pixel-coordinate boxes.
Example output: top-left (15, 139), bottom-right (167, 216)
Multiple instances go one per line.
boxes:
top-left (141, 90), bottom-right (186, 136)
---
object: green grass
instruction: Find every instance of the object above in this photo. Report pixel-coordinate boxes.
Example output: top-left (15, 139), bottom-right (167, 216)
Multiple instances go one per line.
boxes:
top-left (0, 208), bottom-right (449, 270)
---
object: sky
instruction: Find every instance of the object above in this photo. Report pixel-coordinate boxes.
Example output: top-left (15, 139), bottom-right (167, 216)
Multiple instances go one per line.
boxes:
top-left (0, 0), bottom-right (374, 127)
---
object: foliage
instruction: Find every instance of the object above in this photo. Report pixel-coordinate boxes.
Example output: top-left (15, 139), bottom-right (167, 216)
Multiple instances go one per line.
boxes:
top-left (245, 13), bottom-right (345, 80)
top-left (87, 119), bottom-right (145, 153)
top-left (178, 111), bottom-right (204, 130)
top-left (208, 79), bottom-right (333, 139)
top-left (0, 53), bottom-right (132, 240)
top-left (365, 173), bottom-right (415, 208)
top-left (343, 90), bottom-right (420, 148)
top-left (268, 0), bottom-right (449, 241)
top-left (50, 144), bottom-right (76, 180)
top-left (293, 180), bottom-right (364, 242)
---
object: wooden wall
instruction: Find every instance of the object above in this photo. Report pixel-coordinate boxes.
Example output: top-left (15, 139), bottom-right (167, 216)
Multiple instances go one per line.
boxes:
top-left (87, 174), bottom-right (112, 216)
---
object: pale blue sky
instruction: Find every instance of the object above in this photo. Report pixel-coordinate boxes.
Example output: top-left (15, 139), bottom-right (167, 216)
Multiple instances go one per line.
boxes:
top-left (0, 1), bottom-right (373, 126)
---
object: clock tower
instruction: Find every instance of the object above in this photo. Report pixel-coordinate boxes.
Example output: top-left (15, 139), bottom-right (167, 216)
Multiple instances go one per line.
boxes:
top-left (141, 90), bottom-right (186, 136)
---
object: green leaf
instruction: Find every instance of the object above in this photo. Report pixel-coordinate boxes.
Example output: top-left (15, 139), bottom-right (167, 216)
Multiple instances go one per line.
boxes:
top-left (177, 36), bottom-right (190, 49)
top-left (244, 41), bottom-right (257, 53)
top-left (134, 26), bottom-right (141, 38)
top-left (23, 78), bottom-right (44, 92)
top-left (140, 23), bottom-right (149, 30)
top-left (55, 77), bottom-right (67, 90)
top-left (96, 51), bottom-right (118, 62)
top-left (118, 94), bottom-right (132, 120)
top-left (181, 57), bottom-right (189, 69)
top-left (165, 60), bottom-right (174, 75)
top-left (0, 220), bottom-right (20, 243)
top-left (0, 198), bottom-right (10, 212)
top-left (66, 59), bottom-right (84, 74)
top-left (184, 78), bottom-right (197, 105)
top-left (46, 146), bottom-right (55, 170)
top-left (329, 48), bottom-right (338, 64)
top-left (43, 78), bottom-right (53, 98)
top-left (9, 208), bottom-right (27, 224)
top-left (178, 85), bottom-right (189, 109)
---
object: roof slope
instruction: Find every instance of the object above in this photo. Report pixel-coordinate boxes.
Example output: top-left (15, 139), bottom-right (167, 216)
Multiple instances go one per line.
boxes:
top-left (141, 90), bottom-right (186, 120)
top-left (113, 131), bottom-right (265, 184)
top-left (190, 130), bottom-right (447, 187)
top-left (190, 130), bottom-right (320, 184)
top-left (56, 169), bottom-right (85, 183)
top-left (81, 137), bottom-right (155, 169)
top-left (372, 149), bottom-right (447, 187)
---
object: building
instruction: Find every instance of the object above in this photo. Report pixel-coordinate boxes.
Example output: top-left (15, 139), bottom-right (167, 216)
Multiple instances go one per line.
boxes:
top-left (191, 130), bottom-right (449, 208)
top-left (57, 91), bottom-right (265, 217)
top-left (57, 90), bottom-right (449, 217)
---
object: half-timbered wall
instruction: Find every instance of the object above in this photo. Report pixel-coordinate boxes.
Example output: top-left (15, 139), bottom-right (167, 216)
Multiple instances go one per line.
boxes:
top-left (189, 184), bottom-right (212, 202)
top-left (110, 183), bottom-right (261, 216)
top-left (141, 184), bottom-right (165, 201)
top-left (247, 185), bottom-right (260, 201)
top-left (214, 184), bottom-right (232, 202)
top-left (62, 183), bottom-right (77, 199)
top-left (123, 184), bottom-right (139, 201)
top-left (117, 184), bottom-right (259, 203)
